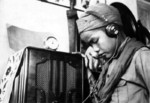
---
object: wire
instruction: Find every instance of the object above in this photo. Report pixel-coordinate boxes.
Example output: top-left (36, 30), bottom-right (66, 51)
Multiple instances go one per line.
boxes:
top-left (82, 92), bottom-right (92, 103)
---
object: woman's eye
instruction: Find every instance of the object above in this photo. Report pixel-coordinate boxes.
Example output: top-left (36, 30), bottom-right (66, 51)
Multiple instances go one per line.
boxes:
top-left (88, 39), bottom-right (98, 46)
top-left (91, 38), bottom-right (98, 44)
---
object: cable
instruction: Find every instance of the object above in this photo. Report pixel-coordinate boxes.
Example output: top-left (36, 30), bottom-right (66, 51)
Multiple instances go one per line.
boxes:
top-left (82, 92), bottom-right (92, 103)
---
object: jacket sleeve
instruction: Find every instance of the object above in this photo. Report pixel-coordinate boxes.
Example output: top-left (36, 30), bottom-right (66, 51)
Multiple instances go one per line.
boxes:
top-left (135, 47), bottom-right (150, 101)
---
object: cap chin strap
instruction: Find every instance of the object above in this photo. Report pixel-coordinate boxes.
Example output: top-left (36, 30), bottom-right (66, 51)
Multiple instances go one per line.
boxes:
top-left (103, 34), bottom-right (119, 65)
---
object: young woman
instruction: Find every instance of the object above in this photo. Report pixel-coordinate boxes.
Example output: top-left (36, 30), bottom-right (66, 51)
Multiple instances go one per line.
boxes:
top-left (76, 3), bottom-right (150, 103)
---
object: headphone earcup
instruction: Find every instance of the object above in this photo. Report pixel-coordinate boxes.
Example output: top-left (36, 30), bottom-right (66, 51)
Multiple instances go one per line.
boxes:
top-left (105, 23), bottom-right (120, 38)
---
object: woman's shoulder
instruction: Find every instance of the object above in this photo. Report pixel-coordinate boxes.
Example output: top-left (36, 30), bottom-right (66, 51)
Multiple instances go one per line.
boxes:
top-left (132, 46), bottom-right (150, 66)
top-left (134, 47), bottom-right (150, 58)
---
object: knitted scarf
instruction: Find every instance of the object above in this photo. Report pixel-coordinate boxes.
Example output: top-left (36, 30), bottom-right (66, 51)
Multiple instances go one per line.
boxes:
top-left (92, 38), bottom-right (145, 103)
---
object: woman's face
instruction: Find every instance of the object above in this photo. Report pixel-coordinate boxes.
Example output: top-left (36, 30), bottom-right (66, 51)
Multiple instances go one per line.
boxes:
top-left (80, 28), bottom-right (117, 60)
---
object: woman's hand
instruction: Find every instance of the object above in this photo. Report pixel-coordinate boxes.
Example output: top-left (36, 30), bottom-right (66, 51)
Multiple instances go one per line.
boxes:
top-left (84, 46), bottom-right (100, 71)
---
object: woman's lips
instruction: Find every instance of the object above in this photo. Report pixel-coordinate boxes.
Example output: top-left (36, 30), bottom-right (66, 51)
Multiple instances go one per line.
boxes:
top-left (99, 53), bottom-right (105, 58)
top-left (91, 53), bottom-right (106, 60)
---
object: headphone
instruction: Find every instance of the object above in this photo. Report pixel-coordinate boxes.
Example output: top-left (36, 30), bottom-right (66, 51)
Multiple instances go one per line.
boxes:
top-left (105, 23), bottom-right (120, 38)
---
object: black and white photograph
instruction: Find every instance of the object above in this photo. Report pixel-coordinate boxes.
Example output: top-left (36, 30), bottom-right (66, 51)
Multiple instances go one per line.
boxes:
top-left (0, 0), bottom-right (150, 103)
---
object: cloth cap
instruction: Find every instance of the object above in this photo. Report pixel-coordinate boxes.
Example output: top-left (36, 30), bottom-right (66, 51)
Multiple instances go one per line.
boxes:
top-left (76, 3), bottom-right (122, 34)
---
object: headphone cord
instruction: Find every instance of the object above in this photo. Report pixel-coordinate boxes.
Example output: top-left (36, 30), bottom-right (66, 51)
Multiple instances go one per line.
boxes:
top-left (82, 92), bottom-right (92, 103)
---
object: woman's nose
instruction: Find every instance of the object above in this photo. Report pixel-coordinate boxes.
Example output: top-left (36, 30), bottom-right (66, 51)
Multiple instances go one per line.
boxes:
top-left (92, 44), bottom-right (100, 52)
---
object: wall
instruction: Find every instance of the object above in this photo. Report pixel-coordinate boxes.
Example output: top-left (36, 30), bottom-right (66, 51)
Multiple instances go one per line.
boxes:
top-left (0, 0), bottom-right (138, 80)
top-left (106, 0), bottom-right (138, 20)
top-left (0, 0), bottom-right (80, 80)
top-left (0, 0), bottom-right (12, 81)
top-left (81, 0), bottom-right (138, 19)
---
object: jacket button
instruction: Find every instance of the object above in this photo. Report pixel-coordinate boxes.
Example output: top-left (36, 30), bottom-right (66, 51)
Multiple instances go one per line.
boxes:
top-left (107, 74), bottom-right (110, 78)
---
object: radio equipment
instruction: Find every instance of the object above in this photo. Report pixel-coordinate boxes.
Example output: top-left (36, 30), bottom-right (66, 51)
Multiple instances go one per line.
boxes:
top-left (10, 47), bottom-right (87, 103)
